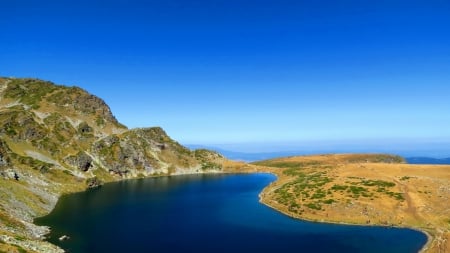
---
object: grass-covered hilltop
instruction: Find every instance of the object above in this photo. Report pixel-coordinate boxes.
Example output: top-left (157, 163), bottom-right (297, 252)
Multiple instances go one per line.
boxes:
top-left (0, 78), bottom-right (448, 253)
top-left (254, 155), bottom-right (450, 253)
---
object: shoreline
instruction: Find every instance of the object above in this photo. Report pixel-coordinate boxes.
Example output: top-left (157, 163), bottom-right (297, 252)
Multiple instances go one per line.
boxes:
top-left (28, 170), bottom-right (230, 252)
top-left (33, 170), bottom-right (432, 253)
top-left (258, 193), bottom-right (432, 253)
top-left (257, 172), bottom-right (433, 253)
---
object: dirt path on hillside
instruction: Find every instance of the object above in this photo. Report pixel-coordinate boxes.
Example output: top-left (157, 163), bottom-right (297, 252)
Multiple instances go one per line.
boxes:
top-left (394, 179), bottom-right (421, 220)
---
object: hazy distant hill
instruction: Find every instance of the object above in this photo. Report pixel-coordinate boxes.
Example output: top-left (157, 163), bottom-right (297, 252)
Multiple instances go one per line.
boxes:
top-left (186, 144), bottom-right (306, 162)
top-left (188, 144), bottom-right (450, 164)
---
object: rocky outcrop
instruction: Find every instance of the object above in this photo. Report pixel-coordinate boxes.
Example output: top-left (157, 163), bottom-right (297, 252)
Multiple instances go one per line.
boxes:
top-left (0, 169), bottom-right (19, 180)
top-left (0, 78), bottom-right (227, 180)
top-left (77, 122), bottom-right (93, 134)
top-left (64, 152), bottom-right (93, 172)
top-left (46, 86), bottom-right (123, 127)
top-left (0, 155), bottom-right (6, 166)
top-left (90, 127), bottom-right (209, 176)
top-left (73, 90), bottom-right (119, 124)
top-left (0, 139), bottom-right (10, 167)
top-left (0, 110), bottom-right (47, 142)
top-left (0, 139), bottom-right (18, 180)
top-left (194, 149), bottom-right (224, 171)
top-left (86, 177), bottom-right (102, 188)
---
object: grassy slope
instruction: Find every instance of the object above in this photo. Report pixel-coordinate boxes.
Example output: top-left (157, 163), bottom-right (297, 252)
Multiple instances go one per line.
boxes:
top-left (253, 154), bottom-right (450, 253)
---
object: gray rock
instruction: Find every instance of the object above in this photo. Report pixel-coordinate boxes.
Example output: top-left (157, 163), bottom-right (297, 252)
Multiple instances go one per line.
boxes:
top-left (86, 177), bottom-right (102, 188)
top-left (0, 154), bottom-right (6, 166)
top-left (78, 122), bottom-right (92, 134)
top-left (64, 152), bottom-right (93, 172)
top-left (1, 168), bottom-right (19, 180)
top-left (0, 139), bottom-right (11, 167)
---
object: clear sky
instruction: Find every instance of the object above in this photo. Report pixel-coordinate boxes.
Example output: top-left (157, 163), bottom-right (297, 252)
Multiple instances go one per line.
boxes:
top-left (1, 1), bottom-right (450, 154)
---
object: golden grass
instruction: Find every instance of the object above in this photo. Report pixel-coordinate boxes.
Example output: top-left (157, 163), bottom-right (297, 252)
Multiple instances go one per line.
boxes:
top-left (251, 154), bottom-right (450, 253)
top-left (0, 242), bottom-right (29, 253)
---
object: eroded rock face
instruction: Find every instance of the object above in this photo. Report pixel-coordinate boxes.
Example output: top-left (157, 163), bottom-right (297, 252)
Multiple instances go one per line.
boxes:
top-left (0, 111), bottom-right (47, 141)
top-left (0, 155), bottom-right (6, 166)
top-left (77, 122), bottom-right (93, 134)
top-left (0, 168), bottom-right (19, 180)
top-left (86, 177), bottom-right (102, 188)
top-left (0, 141), bottom-right (17, 180)
top-left (64, 152), bottom-right (93, 172)
top-left (0, 141), bottom-right (19, 180)
top-left (73, 91), bottom-right (118, 123)
top-left (0, 139), bottom-right (11, 167)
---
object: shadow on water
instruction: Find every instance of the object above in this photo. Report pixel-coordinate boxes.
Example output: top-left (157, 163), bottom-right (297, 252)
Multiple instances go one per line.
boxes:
top-left (35, 174), bottom-right (427, 253)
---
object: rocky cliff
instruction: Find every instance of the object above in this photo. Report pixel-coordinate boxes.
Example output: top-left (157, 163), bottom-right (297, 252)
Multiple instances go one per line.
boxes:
top-left (0, 77), bottom-right (226, 252)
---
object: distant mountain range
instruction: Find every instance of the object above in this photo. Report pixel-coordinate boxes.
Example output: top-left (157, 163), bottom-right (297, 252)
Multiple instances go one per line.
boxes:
top-left (187, 145), bottom-right (450, 165)
top-left (186, 145), bottom-right (305, 162)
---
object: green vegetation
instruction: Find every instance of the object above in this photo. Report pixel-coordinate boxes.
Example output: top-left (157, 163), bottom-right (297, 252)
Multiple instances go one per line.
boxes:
top-left (360, 180), bottom-right (395, 187)
top-left (10, 153), bottom-right (52, 173)
top-left (46, 87), bottom-right (86, 106)
top-left (4, 79), bottom-right (58, 109)
top-left (258, 160), bottom-right (336, 213)
top-left (200, 161), bottom-right (222, 171)
top-left (385, 191), bottom-right (405, 201)
top-left (0, 110), bottom-right (47, 141)
top-left (322, 199), bottom-right (335, 204)
top-left (256, 156), bottom-right (407, 216)
top-left (348, 185), bottom-right (368, 194)
top-left (305, 202), bottom-right (322, 210)
top-left (96, 117), bottom-right (105, 127)
top-left (194, 149), bottom-right (223, 171)
top-left (310, 188), bottom-right (327, 199)
top-left (336, 178), bottom-right (404, 200)
top-left (331, 184), bottom-right (348, 191)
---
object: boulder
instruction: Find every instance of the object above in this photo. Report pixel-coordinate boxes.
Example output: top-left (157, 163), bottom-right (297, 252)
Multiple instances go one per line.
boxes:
top-left (64, 152), bottom-right (93, 172)
top-left (86, 177), bottom-right (102, 188)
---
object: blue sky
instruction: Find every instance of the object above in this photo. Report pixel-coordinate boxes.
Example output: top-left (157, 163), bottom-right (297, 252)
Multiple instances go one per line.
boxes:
top-left (1, 0), bottom-right (450, 154)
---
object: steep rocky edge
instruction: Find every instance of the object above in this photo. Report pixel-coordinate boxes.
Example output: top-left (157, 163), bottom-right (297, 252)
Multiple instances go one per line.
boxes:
top-left (0, 77), bottom-right (229, 252)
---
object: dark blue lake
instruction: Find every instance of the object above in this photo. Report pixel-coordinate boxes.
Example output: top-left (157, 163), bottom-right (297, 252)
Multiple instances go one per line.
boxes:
top-left (35, 174), bottom-right (427, 253)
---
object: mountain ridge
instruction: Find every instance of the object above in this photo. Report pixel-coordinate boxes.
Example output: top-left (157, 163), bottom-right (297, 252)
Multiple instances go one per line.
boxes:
top-left (0, 77), bottom-right (232, 252)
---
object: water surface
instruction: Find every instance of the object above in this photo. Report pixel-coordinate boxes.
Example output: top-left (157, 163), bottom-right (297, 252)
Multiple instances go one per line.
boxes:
top-left (35, 174), bottom-right (427, 253)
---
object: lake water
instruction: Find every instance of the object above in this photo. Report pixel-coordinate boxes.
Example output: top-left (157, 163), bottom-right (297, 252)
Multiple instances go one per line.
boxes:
top-left (35, 174), bottom-right (427, 253)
